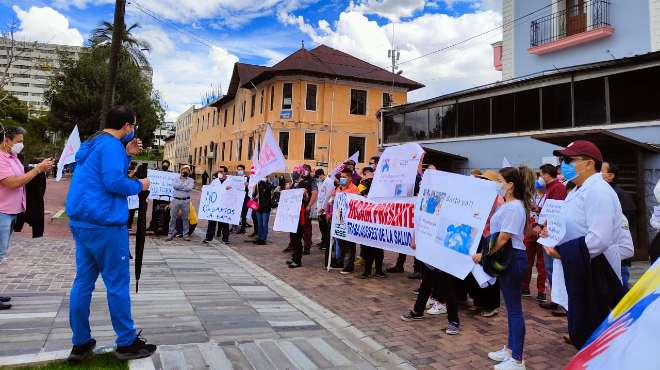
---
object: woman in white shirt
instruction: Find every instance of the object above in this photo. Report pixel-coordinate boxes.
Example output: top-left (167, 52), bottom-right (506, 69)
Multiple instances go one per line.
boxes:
top-left (473, 167), bottom-right (532, 370)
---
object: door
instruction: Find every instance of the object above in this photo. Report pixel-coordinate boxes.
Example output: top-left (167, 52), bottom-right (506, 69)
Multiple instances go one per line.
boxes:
top-left (566, 0), bottom-right (586, 36)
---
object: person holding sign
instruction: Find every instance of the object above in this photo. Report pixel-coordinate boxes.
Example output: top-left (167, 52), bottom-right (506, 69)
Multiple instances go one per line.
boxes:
top-left (473, 167), bottom-right (532, 370)
top-left (540, 141), bottom-right (628, 350)
top-left (203, 167), bottom-right (231, 244)
top-left (166, 165), bottom-right (194, 241)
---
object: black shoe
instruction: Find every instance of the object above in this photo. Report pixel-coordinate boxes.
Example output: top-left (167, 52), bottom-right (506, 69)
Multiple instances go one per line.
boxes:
top-left (521, 289), bottom-right (531, 297)
top-left (551, 308), bottom-right (567, 317)
top-left (68, 339), bottom-right (96, 363)
top-left (115, 331), bottom-right (157, 360)
top-left (255, 240), bottom-right (266, 245)
top-left (0, 302), bottom-right (12, 310)
top-left (401, 310), bottom-right (423, 321)
top-left (359, 273), bottom-right (370, 279)
top-left (407, 272), bottom-right (421, 279)
top-left (282, 247), bottom-right (293, 253)
top-left (539, 302), bottom-right (558, 310)
top-left (202, 239), bottom-right (211, 244)
top-left (374, 273), bottom-right (387, 278)
top-left (0, 296), bottom-right (10, 302)
top-left (222, 239), bottom-right (230, 244)
top-left (386, 266), bottom-right (404, 273)
top-left (537, 293), bottom-right (547, 302)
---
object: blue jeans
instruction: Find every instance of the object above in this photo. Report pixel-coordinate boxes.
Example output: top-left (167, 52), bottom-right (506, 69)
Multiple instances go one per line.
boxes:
top-left (499, 249), bottom-right (528, 361)
top-left (621, 264), bottom-right (630, 290)
top-left (0, 213), bottom-right (17, 260)
top-left (69, 225), bottom-right (136, 346)
top-left (256, 211), bottom-right (270, 241)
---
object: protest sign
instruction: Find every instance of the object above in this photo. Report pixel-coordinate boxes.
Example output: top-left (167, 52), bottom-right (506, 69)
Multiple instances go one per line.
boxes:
top-left (56, 125), bottom-right (81, 181)
top-left (536, 199), bottom-right (566, 247)
top-left (249, 126), bottom-right (286, 189)
top-left (147, 170), bottom-right (180, 199)
top-left (224, 175), bottom-right (246, 190)
top-left (273, 189), bottom-right (304, 232)
top-left (414, 170), bottom-right (498, 279)
top-left (330, 192), bottom-right (416, 255)
top-left (551, 259), bottom-right (568, 309)
top-left (127, 195), bottom-right (139, 210)
top-left (368, 143), bottom-right (424, 198)
top-left (197, 184), bottom-right (245, 225)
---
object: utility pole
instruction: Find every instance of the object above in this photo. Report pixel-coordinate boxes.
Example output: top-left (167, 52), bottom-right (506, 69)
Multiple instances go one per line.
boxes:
top-left (387, 48), bottom-right (400, 107)
top-left (99, 0), bottom-right (126, 129)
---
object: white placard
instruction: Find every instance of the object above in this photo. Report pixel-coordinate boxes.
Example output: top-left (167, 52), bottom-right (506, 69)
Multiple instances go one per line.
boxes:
top-left (551, 259), bottom-right (568, 310)
top-left (316, 177), bottom-right (335, 213)
top-left (414, 170), bottom-right (498, 279)
top-left (224, 175), bottom-right (247, 190)
top-left (368, 143), bottom-right (424, 198)
top-left (273, 189), bottom-right (305, 233)
top-left (147, 170), bottom-right (180, 199)
top-left (127, 195), bottom-right (139, 210)
top-left (536, 199), bottom-right (566, 247)
top-left (197, 184), bottom-right (246, 225)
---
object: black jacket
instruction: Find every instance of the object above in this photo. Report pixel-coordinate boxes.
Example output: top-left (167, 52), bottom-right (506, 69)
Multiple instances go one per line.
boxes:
top-left (13, 168), bottom-right (47, 238)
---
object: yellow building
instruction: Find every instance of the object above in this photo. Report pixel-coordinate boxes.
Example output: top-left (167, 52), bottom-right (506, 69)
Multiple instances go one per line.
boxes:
top-left (189, 45), bottom-right (423, 175)
top-left (162, 134), bottom-right (175, 167)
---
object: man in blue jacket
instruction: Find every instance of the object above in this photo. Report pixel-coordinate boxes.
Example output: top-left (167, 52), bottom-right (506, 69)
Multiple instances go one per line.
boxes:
top-left (66, 106), bottom-right (156, 362)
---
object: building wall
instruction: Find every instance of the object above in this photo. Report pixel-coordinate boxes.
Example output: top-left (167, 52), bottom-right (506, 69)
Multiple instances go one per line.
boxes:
top-left (174, 106), bottom-right (196, 169)
top-left (0, 38), bottom-right (84, 112)
top-left (189, 105), bottom-right (220, 176)
top-left (502, 0), bottom-right (515, 80)
top-left (513, 0), bottom-right (652, 79)
top-left (652, 0), bottom-right (660, 51)
top-left (163, 139), bottom-right (175, 166)
top-left (191, 76), bottom-right (408, 175)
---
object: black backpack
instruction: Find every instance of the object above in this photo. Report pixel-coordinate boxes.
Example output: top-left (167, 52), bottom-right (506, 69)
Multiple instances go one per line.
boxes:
top-left (480, 232), bottom-right (513, 277)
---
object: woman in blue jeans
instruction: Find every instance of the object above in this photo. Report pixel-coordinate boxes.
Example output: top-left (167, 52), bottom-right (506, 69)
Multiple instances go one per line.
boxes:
top-left (254, 178), bottom-right (273, 245)
top-left (473, 166), bottom-right (532, 370)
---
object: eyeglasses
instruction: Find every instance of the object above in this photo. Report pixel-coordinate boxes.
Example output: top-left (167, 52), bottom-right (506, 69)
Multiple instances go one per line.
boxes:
top-left (560, 156), bottom-right (586, 164)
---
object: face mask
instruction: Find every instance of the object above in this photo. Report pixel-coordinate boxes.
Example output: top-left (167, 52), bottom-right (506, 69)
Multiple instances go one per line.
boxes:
top-left (182, 172), bottom-right (189, 178)
top-left (291, 172), bottom-right (301, 181)
top-left (162, 165), bottom-right (169, 171)
top-left (218, 173), bottom-right (225, 179)
top-left (535, 178), bottom-right (545, 190)
top-left (121, 127), bottom-right (136, 143)
top-left (496, 182), bottom-right (507, 197)
top-left (560, 162), bottom-right (578, 182)
top-left (11, 142), bottom-right (24, 155)
top-left (303, 170), bottom-right (310, 177)
top-left (339, 178), bottom-right (349, 186)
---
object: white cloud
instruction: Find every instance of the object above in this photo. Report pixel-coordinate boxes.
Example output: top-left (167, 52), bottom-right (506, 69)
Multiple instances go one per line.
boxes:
top-left (51, 0), bottom-right (114, 10)
top-left (293, 8), bottom-right (503, 102)
top-left (350, 0), bottom-right (427, 21)
top-left (134, 25), bottom-right (174, 55)
top-left (12, 5), bottom-right (84, 46)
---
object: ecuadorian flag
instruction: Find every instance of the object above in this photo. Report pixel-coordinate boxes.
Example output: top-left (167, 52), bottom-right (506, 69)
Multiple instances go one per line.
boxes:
top-left (565, 259), bottom-right (660, 369)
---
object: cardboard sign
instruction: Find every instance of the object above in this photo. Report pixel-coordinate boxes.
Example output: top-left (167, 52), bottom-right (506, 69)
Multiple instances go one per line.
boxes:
top-left (197, 184), bottom-right (245, 225)
top-left (147, 170), bottom-right (180, 199)
top-left (273, 189), bottom-right (304, 232)
top-left (536, 199), bottom-right (566, 247)
top-left (330, 192), bottom-right (416, 255)
top-left (414, 170), bottom-right (497, 279)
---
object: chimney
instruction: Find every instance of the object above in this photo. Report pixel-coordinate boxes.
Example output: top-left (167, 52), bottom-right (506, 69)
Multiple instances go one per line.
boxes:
top-left (492, 41), bottom-right (503, 71)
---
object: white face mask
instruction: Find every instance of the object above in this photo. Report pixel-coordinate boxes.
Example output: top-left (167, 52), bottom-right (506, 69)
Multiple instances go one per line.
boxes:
top-left (496, 182), bottom-right (507, 197)
top-left (11, 142), bottom-right (24, 155)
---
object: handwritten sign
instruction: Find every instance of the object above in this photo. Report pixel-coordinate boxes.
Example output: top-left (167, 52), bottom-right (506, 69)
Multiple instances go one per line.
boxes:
top-left (147, 170), bottom-right (180, 199)
top-left (273, 189), bottom-right (304, 232)
top-left (197, 184), bottom-right (245, 225)
top-left (127, 195), bottom-right (139, 210)
top-left (224, 175), bottom-right (246, 190)
top-left (536, 199), bottom-right (566, 247)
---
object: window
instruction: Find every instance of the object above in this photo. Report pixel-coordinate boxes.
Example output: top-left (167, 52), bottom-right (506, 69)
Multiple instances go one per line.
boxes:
top-left (350, 89), bottom-right (367, 115)
top-left (270, 85), bottom-right (274, 111)
top-left (574, 77), bottom-right (606, 126)
top-left (259, 91), bottom-right (263, 114)
top-left (250, 93), bottom-right (256, 117)
top-left (229, 141), bottom-right (233, 161)
top-left (232, 105), bottom-right (235, 125)
top-left (515, 89), bottom-right (540, 131)
top-left (224, 109), bottom-right (228, 127)
top-left (383, 92), bottom-right (393, 108)
top-left (304, 132), bottom-right (315, 160)
top-left (404, 110), bottom-right (428, 140)
top-left (383, 114), bottom-right (404, 143)
top-left (237, 139), bottom-right (243, 161)
top-left (609, 66), bottom-right (660, 123)
top-left (279, 131), bottom-right (289, 158)
top-left (457, 102), bottom-right (475, 137)
top-left (221, 142), bottom-right (226, 161)
top-left (241, 100), bottom-right (246, 122)
top-left (248, 136), bottom-right (254, 160)
top-left (492, 93), bottom-right (515, 133)
top-left (348, 137), bottom-right (366, 163)
top-left (306, 84), bottom-right (317, 111)
top-left (429, 105), bottom-right (456, 139)
top-left (542, 83), bottom-right (572, 129)
top-left (282, 83), bottom-right (292, 110)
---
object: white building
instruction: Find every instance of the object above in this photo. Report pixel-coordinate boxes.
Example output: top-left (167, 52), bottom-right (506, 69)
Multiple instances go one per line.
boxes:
top-left (174, 106), bottom-right (197, 169)
top-left (0, 37), bottom-right (84, 112)
top-left (152, 121), bottom-right (175, 150)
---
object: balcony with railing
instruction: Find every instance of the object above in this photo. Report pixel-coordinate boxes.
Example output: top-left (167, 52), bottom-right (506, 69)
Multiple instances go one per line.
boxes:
top-left (529, 0), bottom-right (613, 55)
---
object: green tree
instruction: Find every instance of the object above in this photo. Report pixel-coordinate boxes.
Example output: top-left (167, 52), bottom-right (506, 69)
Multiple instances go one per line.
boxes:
top-left (89, 21), bottom-right (151, 69)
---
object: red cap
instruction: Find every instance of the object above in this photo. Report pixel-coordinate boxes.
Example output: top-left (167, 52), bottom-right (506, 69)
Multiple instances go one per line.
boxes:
top-left (552, 140), bottom-right (603, 163)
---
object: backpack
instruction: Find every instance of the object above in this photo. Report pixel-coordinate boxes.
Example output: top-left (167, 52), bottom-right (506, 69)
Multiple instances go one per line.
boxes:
top-left (480, 232), bottom-right (513, 277)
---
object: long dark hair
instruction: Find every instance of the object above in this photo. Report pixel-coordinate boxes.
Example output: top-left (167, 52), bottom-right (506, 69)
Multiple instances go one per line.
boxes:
top-left (500, 166), bottom-right (534, 226)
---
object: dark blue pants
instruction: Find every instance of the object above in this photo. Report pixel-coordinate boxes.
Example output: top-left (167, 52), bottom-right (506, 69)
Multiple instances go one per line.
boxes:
top-left (499, 249), bottom-right (528, 361)
top-left (256, 211), bottom-right (270, 241)
top-left (69, 225), bottom-right (136, 346)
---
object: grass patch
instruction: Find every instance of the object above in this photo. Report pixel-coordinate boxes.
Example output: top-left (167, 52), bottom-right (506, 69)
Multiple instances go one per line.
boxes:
top-left (12, 353), bottom-right (128, 370)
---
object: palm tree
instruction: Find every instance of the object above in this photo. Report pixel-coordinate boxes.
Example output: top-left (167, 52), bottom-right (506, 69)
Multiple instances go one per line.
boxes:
top-left (89, 21), bottom-right (151, 68)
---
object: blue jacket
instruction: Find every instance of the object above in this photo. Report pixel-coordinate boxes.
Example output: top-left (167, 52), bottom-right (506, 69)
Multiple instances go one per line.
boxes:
top-left (66, 132), bottom-right (141, 228)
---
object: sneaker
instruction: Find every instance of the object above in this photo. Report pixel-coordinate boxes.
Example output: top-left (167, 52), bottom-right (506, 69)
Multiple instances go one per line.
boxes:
top-left (539, 302), bottom-right (558, 310)
top-left (166, 236), bottom-right (174, 241)
top-left (400, 310), bottom-right (423, 321)
top-left (0, 296), bottom-right (10, 302)
top-left (288, 262), bottom-right (301, 269)
top-left (536, 293), bottom-right (547, 302)
top-left (425, 298), bottom-right (439, 310)
top-left (286, 260), bottom-right (293, 265)
top-left (0, 302), bottom-right (11, 310)
top-left (407, 272), bottom-right (421, 279)
top-left (374, 272), bottom-right (387, 278)
top-left (521, 289), bottom-right (531, 297)
top-left (115, 331), bottom-right (157, 360)
top-left (68, 339), bottom-right (96, 363)
top-left (488, 346), bottom-right (512, 362)
top-left (494, 358), bottom-right (525, 370)
top-left (340, 269), bottom-right (354, 275)
top-left (183, 236), bottom-right (191, 241)
top-left (386, 266), bottom-right (404, 273)
top-left (427, 302), bottom-right (447, 315)
top-left (445, 322), bottom-right (460, 335)
top-left (202, 239), bottom-right (211, 244)
top-left (255, 240), bottom-right (266, 245)
top-left (481, 308), bottom-right (499, 317)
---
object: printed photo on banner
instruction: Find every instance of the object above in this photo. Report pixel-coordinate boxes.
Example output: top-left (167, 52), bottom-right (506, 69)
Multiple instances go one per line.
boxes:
top-left (197, 184), bottom-right (245, 225)
top-left (273, 188), bottom-right (305, 233)
top-left (536, 199), bottom-right (566, 247)
top-left (147, 169), bottom-right (180, 199)
top-left (330, 192), bottom-right (416, 255)
top-left (414, 170), bottom-right (497, 279)
top-left (368, 143), bottom-right (424, 198)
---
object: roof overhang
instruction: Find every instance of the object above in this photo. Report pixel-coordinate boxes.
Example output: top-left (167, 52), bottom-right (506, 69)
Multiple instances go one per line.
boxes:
top-left (421, 146), bottom-right (468, 161)
top-left (532, 129), bottom-right (660, 154)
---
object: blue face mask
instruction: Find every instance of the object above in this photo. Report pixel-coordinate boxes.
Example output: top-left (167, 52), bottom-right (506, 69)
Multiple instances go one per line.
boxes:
top-left (339, 178), bottom-right (349, 186)
top-left (560, 161), bottom-right (578, 182)
top-left (535, 178), bottom-right (545, 190)
top-left (121, 127), bottom-right (136, 143)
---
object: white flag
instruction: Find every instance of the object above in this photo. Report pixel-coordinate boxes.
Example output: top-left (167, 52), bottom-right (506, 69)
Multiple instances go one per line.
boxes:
top-left (331, 151), bottom-right (359, 177)
top-left (502, 157), bottom-right (512, 168)
top-left (248, 125), bottom-right (286, 188)
top-left (56, 125), bottom-right (81, 181)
